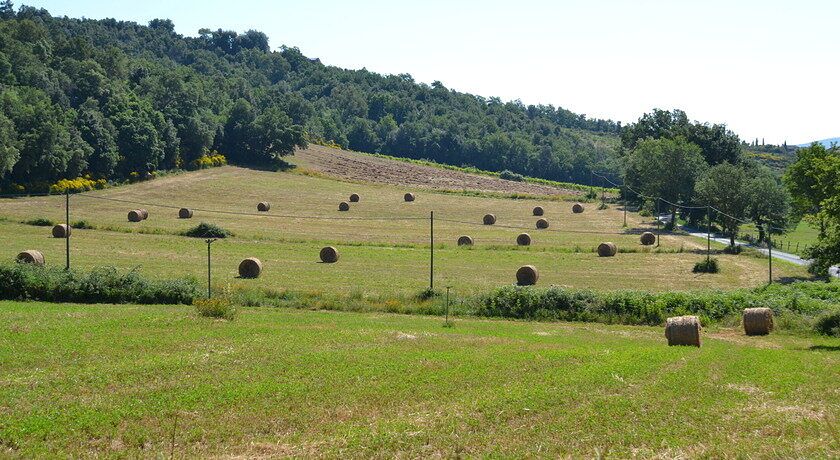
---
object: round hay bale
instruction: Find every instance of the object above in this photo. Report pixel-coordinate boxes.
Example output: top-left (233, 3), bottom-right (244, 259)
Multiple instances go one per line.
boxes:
top-left (319, 246), bottom-right (340, 263)
top-left (516, 265), bottom-right (539, 286)
top-left (127, 209), bottom-right (143, 222)
top-left (665, 315), bottom-right (702, 347)
top-left (257, 202), bottom-right (270, 212)
top-left (138, 209), bottom-right (149, 220)
top-left (457, 235), bottom-right (474, 246)
top-left (533, 206), bottom-right (544, 216)
top-left (238, 257), bottom-right (263, 278)
top-left (483, 214), bottom-right (496, 225)
top-left (404, 193), bottom-right (415, 202)
top-left (640, 231), bottom-right (656, 246)
top-left (349, 193), bottom-right (360, 203)
top-left (178, 208), bottom-right (193, 219)
top-left (572, 203), bottom-right (584, 214)
top-left (517, 233), bottom-right (532, 246)
top-left (52, 224), bottom-right (71, 238)
top-left (536, 218), bottom-right (549, 229)
top-left (16, 250), bottom-right (44, 266)
top-left (743, 307), bottom-right (774, 336)
top-left (597, 242), bottom-right (617, 257)
top-left (338, 201), bottom-right (350, 212)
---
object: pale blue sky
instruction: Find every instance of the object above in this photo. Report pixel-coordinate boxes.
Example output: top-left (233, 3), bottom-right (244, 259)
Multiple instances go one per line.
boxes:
top-left (23, 0), bottom-right (840, 144)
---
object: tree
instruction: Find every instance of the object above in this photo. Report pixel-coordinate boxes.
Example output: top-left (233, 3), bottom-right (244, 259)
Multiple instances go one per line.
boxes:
top-left (695, 163), bottom-right (750, 248)
top-left (248, 107), bottom-right (306, 164)
top-left (624, 137), bottom-right (707, 224)
top-left (745, 166), bottom-right (792, 243)
top-left (0, 112), bottom-right (19, 177)
top-left (784, 143), bottom-right (836, 237)
top-left (76, 99), bottom-right (118, 177)
top-left (0, 0), bottom-right (14, 19)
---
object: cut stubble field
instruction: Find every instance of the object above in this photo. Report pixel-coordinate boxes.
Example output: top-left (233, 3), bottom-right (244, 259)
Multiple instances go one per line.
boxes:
top-left (0, 161), bottom-right (807, 296)
top-left (0, 302), bottom-right (837, 458)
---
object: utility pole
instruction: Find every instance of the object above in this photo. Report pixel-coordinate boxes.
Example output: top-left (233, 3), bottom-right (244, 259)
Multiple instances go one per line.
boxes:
top-left (706, 206), bottom-right (711, 265)
top-left (767, 225), bottom-right (773, 285)
top-left (65, 190), bottom-right (70, 271)
top-left (206, 238), bottom-right (217, 298)
top-left (430, 211), bottom-right (434, 291)
top-left (655, 198), bottom-right (661, 247)
top-left (622, 184), bottom-right (627, 227)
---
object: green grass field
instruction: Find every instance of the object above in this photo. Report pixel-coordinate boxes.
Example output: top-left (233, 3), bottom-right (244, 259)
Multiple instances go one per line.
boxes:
top-left (1, 302), bottom-right (837, 458)
top-left (740, 221), bottom-right (821, 256)
top-left (0, 166), bottom-right (808, 297)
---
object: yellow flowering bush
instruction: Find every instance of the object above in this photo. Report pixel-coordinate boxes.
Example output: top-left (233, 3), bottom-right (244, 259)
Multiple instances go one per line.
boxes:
top-left (49, 177), bottom-right (107, 194)
top-left (190, 152), bottom-right (228, 170)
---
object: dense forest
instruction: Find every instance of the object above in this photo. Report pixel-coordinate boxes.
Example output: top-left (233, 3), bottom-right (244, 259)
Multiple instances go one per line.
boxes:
top-left (0, 3), bottom-right (625, 192)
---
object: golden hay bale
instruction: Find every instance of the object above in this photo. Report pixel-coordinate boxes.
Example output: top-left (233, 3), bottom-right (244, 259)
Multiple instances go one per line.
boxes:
top-left (533, 206), bottom-right (544, 216)
top-left (517, 233), bottom-right (532, 246)
top-left (257, 202), bottom-right (270, 212)
top-left (349, 193), bottom-right (360, 203)
top-left (457, 235), bottom-right (474, 246)
top-left (127, 209), bottom-right (143, 222)
top-left (483, 214), bottom-right (496, 225)
top-left (320, 246), bottom-right (340, 263)
top-left (597, 242), bottom-right (617, 257)
top-left (338, 201), bottom-right (350, 212)
top-left (572, 203), bottom-right (584, 213)
top-left (138, 209), bottom-right (149, 220)
top-left (640, 232), bottom-right (656, 246)
top-left (536, 218), bottom-right (549, 229)
top-left (16, 250), bottom-right (45, 266)
top-left (404, 193), bottom-right (415, 202)
top-left (516, 265), bottom-right (539, 286)
top-left (743, 308), bottom-right (774, 336)
top-left (665, 315), bottom-right (702, 347)
top-left (52, 224), bottom-right (71, 238)
top-left (238, 257), bottom-right (263, 278)
top-left (179, 208), bottom-right (193, 219)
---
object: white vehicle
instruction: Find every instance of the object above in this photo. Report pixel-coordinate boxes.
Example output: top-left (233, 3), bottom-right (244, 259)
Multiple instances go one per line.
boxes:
top-left (830, 265), bottom-right (840, 278)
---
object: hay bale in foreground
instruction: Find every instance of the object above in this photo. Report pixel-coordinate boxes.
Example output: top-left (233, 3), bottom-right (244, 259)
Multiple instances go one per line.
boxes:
top-left (536, 218), bottom-right (549, 229)
top-left (665, 315), bottom-right (701, 347)
top-left (640, 231), bottom-right (656, 246)
top-left (404, 193), bottom-right (415, 202)
top-left (516, 265), bottom-right (539, 286)
top-left (457, 235), bottom-right (474, 246)
top-left (533, 206), bottom-right (544, 216)
top-left (483, 214), bottom-right (496, 225)
top-left (16, 250), bottom-right (44, 266)
top-left (257, 202), bottom-right (270, 212)
top-left (179, 208), bottom-right (193, 219)
top-left (320, 246), bottom-right (340, 263)
top-left (572, 203), bottom-right (584, 214)
top-left (743, 308), bottom-right (774, 336)
top-left (349, 193), bottom-right (360, 203)
top-left (138, 209), bottom-right (149, 220)
top-left (52, 224), bottom-right (71, 238)
top-left (238, 257), bottom-right (263, 278)
top-left (517, 233), bottom-right (532, 246)
top-left (128, 210), bottom-right (143, 222)
top-left (338, 201), bottom-right (350, 212)
top-left (597, 242), bottom-right (617, 257)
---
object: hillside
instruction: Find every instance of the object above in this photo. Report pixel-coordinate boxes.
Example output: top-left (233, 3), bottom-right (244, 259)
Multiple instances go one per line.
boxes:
top-left (799, 137), bottom-right (840, 148)
top-left (0, 5), bottom-right (620, 192)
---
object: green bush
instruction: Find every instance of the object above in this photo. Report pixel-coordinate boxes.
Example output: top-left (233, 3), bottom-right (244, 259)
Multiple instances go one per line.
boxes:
top-left (815, 311), bottom-right (840, 337)
top-left (585, 188), bottom-right (598, 200)
top-left (182, 222), bottom-right (231, 239)
top-left (0, 263), bottom-right (198, 304)
top-left (693, 258), bottom-right (720, 273)
top-left (597, 202), bottom-right (609, 210)
top-left (195, 296), bottom-right (237, 320)
top-left (499, 170), bottom-right (525, 182)
top-left (723, 245), bottom-right (743, 255)
top-left (71, 220), bottom-right (95, 229)
top-left (24, 218), bottom-right (54, 226)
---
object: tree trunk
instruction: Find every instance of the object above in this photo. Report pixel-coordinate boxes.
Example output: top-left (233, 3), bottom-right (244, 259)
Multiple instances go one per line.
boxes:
top-left (730, 232), bottom-right (736, 249)
top-left (757, 225), bottom-right (766, 245)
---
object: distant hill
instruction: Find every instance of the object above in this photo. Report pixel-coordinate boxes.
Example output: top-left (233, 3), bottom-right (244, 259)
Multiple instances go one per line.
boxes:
top-left (799, 138), bottom-right (840, 148)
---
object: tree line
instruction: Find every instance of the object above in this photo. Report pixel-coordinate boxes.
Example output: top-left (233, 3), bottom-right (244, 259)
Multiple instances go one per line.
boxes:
top-left (0, 3), bottom-right (621, 191)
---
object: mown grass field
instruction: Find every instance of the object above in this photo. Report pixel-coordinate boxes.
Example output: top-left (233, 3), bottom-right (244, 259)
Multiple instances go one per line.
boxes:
top-left (0, 165), bottom-right (808, 297)
top-left (1, 302), bottom-right (837, 458)
top-left (742, 221), bottom-right (821, 256)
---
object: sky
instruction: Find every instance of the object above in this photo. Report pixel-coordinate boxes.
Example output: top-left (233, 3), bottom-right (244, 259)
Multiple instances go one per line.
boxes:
top-left (23, 0), bottom-right (840, 145)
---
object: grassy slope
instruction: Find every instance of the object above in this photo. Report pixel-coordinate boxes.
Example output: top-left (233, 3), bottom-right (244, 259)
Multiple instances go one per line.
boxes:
top-left (0, 302), bottom-right (837, 458)
top-left (0, 166), bottom-right (807, 296)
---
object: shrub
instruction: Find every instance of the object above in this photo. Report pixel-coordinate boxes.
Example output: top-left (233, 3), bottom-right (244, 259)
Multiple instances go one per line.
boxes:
top-left (195, 296), bottom-right (237, 320)
top-left (585, 188), bottom-right (598, 200)
top-left (189, 152), bottom-right (228, 170)
top-left (24, 218), bottom-right (54, 226)
top-left (597, 202), bottom-right (609, 210)
top-left (693, 258), bottom-right (720, 273)
top-left (182, 222), bottom-right (231, 239)
top-left (50, 177), bottom-right (107, 194)
top-left (499, 170), bottom-right (525, 182)
top-left (71, 220), bottom-right (95, 229)
top-left (815, 311), bottom-right (840, 337)
top-left (416, 287), bottom-right (440, 301)
top-left (0, 264), bottom-right (198, 304)
top-left (723, 245), bottom-right (743, 255)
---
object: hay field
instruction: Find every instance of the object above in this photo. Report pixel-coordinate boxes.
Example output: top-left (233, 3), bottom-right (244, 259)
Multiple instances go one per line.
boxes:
top-left (0, 164), bottom-right (807, 296)
top-left (1, 301), bottom-right (837, 458)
